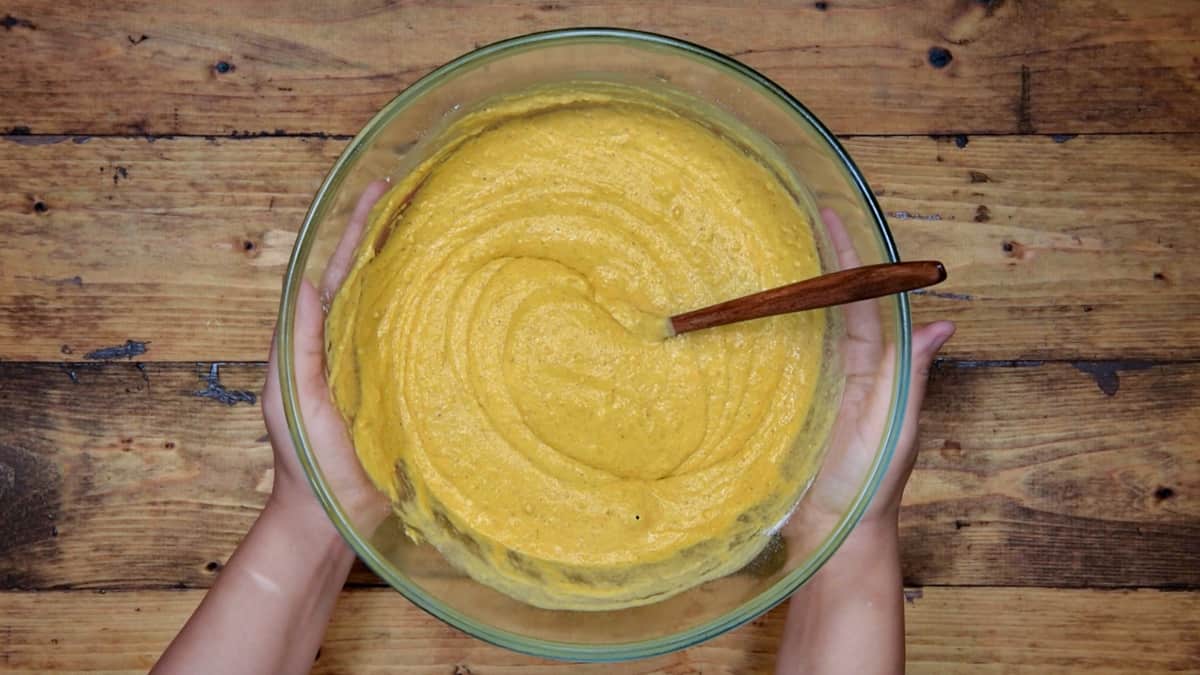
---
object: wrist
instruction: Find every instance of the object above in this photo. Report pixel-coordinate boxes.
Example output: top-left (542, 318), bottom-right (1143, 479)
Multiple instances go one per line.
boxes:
top-left (780, 511), bottom-right (906, 673)
top-left (262, 491), bottom-right (355, 567)
top-left (815, 516), bottom-right (900, 585)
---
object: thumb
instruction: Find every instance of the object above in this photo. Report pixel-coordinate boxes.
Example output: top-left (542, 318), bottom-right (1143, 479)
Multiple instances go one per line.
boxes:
top-left (893, 321), bottom-right (956, 469)
top-left (913, 321), bottom-right (956, 383)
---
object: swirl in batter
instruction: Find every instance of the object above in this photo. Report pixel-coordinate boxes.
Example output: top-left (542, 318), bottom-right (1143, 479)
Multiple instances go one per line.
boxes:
top-left (326, 83), bottom-right (830, 609)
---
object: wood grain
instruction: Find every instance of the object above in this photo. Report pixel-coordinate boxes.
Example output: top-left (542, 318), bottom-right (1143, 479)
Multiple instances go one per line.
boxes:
top-left (2, 361), bottom-right (1195, 591)
top-left (0, 587), bottom-right (1196, 673)
top-left (2, 134), bottom-right (1197, 361)
top-left (0, 1), bottom-right (1197, 137)
top-left (904, 359), bottom-right (1200, 588)
top-left (0, 136), bottom-right (341, 362)
top-left (2, 1), bottom-right (1195, 671)
top-left (844, 133), bottom-right (1200, 361)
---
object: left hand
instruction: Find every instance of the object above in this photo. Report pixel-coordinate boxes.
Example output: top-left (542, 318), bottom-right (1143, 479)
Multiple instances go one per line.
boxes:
top-left (261, 180), bottom-right (393, 532)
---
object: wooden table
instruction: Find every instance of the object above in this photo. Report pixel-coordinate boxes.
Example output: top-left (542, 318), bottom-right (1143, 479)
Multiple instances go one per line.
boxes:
top-left (2, 2), bottom-right (1198, 672)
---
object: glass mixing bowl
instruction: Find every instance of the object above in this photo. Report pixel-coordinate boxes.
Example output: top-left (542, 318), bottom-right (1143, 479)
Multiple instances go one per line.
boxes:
top-left (279, 28), bottom-right (910, 661)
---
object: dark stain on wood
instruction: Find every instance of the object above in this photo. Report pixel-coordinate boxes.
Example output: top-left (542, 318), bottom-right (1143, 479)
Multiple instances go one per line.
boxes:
top-left (5, 294), bottom-right (79, 345)
top-left (112, 166), bottom-right (128, 185)
top-left (1017, 65), bottom-right (1034, 133)
top-left (0, 442), bottom-right (61, 584)
top-left (904, 588), bottom-right (924, 604)
top-left (978, 0), bottom-right (1006, 17)
top-left (1052, 134), bottom-right (1077, 143)
top-left (1, 14), bottom-right (36, 30)
top-left (129, 118), bottom-right (150, 138)
top-left (974, 205), bottom-right (992, 222)
top-left (4, 135), bottom-right (71, 146)
top-left (928, 46), bottom-right (954, 68)
top-left (814, 1), bottom-right (829, 10)
top-left (84, 340), bottom-right (148, 361)
top-left (1001, 240), bottom-right (1031, 259)
top-left (135, 362), bottom-right (151, 394)
top-left (213, 61), bottom-right (234, 75)
top-left (126, 34), bottom-right (148, 45)
top-left (0, 363), bottom-right (277, 589)
top-left (955, 134), bottom-right (969, 148)
top-left (1071, 360), bottom-right (1154, 396)
top-left (901, 497), bottom-right (1200, 588)
top-left (193, 363), bottom-right (257, 406)
top-left (889, 210), bottom-right (942, 221)
top-left (911, 289), bottom-right (975, 302)
top-left (969, 170), bottom-right (991, 183)
top-left (223, 129), bottom-right (350, 140)
top-left (453, 665), bottom-right (474, 675)
top-left (937, 359), bottom-right (1045, 369)
top-left (33, 200), bottom-right (48, 214)
top-left (1154, 486), bottom-right (1176, 501)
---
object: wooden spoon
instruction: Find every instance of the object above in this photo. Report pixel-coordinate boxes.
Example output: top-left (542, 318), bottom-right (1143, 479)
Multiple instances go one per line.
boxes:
top-left (668, 261), bottom-right (947, 336)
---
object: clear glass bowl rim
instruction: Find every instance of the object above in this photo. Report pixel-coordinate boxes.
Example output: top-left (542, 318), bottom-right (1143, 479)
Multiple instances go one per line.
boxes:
top-left (278, 26), bottom-right (912, 662)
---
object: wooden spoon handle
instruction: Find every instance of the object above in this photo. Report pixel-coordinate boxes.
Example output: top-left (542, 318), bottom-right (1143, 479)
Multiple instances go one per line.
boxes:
top-left (669, 261), bottom-right (947, 336)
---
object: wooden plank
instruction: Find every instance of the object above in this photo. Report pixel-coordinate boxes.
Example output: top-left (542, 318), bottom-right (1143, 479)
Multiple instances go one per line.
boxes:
top-left (847, 133), bottom-right (1200, 361)
top-left (0, 1), bottom-right (1197, 136)
top-left (0, 587), bottom-right (1196, 673)
top-left (2, 133), bottom-right (1197, 362)
top-left (1, 361), bottom-right (1196, 590)
top-left (904, 587), bottom-right (1200, 674)
top-left (0, 362), bottom-right (272, 590)
top-left (903, 359), bottom-right (1200, 588)
top-left (0, 136), bottom-right (340, 363)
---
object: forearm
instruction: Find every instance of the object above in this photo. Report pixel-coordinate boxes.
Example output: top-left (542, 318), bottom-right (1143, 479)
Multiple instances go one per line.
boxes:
top-left (776, 519), bottom-right (905, 674)
top-left (152, 496), bottom-right (356, 675)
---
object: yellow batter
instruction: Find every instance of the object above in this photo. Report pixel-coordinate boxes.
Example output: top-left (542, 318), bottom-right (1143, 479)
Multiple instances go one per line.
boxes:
top-left (326, 83), bottom-right (829, 609)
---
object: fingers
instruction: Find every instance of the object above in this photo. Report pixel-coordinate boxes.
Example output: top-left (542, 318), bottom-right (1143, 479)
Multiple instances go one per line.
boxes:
top-left (262, 280), bottom-right (327, 432)
top-left (294, 279), bottom-right (329, 397)
top-left (821, 207), bottom-right (862, 270)
top-left (271, 179), bottom-right (388, 417)
top-left (320, 179), bottom-right (391, 304)
top-left (820, 207), bottom-right (883, 374)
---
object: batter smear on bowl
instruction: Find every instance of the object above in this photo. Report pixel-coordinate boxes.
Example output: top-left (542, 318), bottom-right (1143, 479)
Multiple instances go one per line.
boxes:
top-left (326, 82), bottom-right (833, 609)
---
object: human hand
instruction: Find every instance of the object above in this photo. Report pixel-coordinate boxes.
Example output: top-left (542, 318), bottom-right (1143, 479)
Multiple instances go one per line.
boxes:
top-left (153, 181), bottom-right (397, 675)
top-left (774, 209), bottom-right (952, 674)
top-left (789, 208), bottom-right (954, 541)
top-left (261, 180), bottom-right (393, 533)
